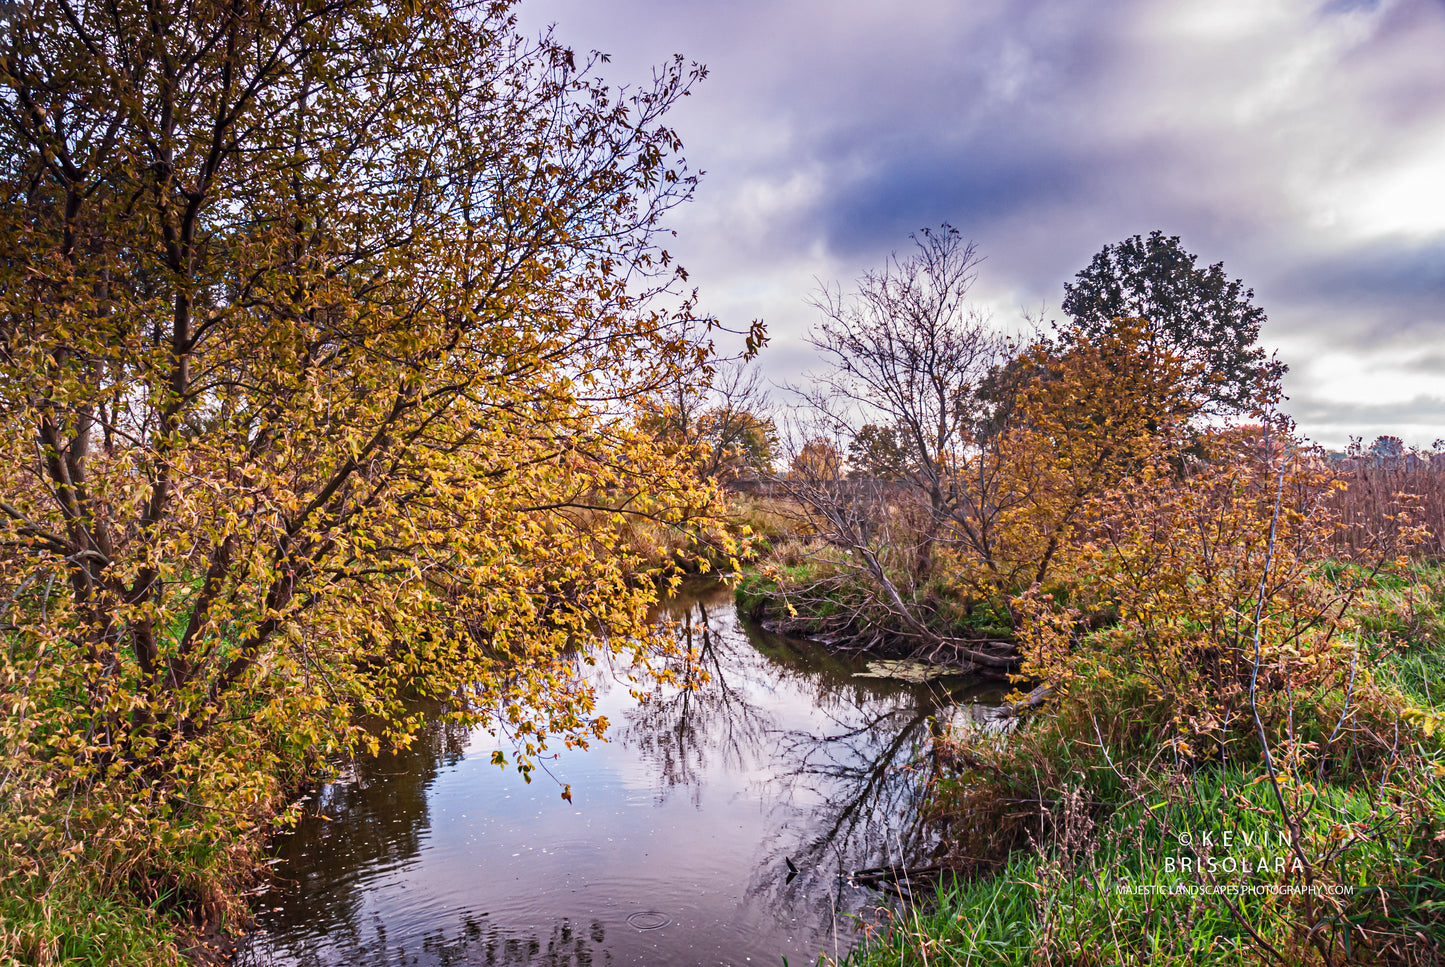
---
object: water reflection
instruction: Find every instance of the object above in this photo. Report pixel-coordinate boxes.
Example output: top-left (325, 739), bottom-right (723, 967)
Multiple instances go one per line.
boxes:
top-left (240, 580), bottom-right (999, 967)
top-left (621, 602), bottom-right (774, 803)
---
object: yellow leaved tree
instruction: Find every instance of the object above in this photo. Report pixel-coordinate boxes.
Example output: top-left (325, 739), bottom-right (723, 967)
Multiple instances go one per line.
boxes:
top-left (985, 318), bottom-right (1203, 593)
top-left (0, 0), bottom-right (746, 884)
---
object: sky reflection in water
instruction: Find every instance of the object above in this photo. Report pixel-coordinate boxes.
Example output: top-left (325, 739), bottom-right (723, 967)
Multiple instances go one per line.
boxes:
top-left (238, 580), bottom-right (1000, 967)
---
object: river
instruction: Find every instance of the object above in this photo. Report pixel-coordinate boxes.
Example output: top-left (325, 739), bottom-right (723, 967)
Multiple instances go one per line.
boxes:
top-left (237, 579), bottom-right (997, 967)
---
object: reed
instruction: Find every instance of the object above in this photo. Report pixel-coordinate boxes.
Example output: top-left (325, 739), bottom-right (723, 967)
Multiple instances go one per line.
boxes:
top-left (1327, 450), bottom-right (1445, 561)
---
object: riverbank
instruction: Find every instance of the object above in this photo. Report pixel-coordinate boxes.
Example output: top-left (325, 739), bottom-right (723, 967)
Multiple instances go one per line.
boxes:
top-left (0, 502), bottom-right (763, 966)
top-left (823, 562), bottom-right (1445, 965)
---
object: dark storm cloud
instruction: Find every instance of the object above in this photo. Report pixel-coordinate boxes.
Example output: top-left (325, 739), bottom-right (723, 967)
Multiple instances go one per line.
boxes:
top-left (1274, 236), bottom-right (1445, 324)
top-left (696, 0), bottom-right (1144, 264)
top-left (815, 149), bottom-right (1088, 260)
top-left (521, 0), bottom-right (1445, 447)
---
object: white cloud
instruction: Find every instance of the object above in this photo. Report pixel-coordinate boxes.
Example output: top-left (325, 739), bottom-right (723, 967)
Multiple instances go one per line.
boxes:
top-left (518, 0), bottom-right (1445, 447)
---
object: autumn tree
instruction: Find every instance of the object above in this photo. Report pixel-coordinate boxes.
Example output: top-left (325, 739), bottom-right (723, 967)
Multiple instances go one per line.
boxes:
top-left (789, 438), bottom-right (844, 481)
top-left (992, 320), bottom-right (1202, 589)
top-left (1061, 231), bottom-right (1284, 415)
top-left (0, 0), bottom-right (739, 863)
top-left (640, 361), bottom-right (778, 482)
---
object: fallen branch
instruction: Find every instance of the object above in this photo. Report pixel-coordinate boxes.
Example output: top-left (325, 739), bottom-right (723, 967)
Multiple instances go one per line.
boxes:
top-left (1001, 683), bottom-right (1054, 717)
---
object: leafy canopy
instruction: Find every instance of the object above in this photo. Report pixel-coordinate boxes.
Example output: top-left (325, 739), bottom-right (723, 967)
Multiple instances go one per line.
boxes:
top-left (1061, 230), bottom-right (1285, 415)
top-left (0, 0), bottom-right (739, 864)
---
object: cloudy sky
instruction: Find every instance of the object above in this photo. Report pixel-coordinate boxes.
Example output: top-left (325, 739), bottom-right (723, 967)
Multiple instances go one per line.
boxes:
top-left (519, 0), bottom-right (1445, 450)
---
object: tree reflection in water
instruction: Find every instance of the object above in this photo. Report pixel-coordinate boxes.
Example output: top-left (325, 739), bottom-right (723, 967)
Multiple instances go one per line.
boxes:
top-left (626, 586), bottom-right (990, 933)
top-left (240, 580), bottom-right (1000, 967)
top-left (759, 695), bottom-right (946, 924)
top-left (621, 601), bottom-right (776, 803)
top-left (245, 715), bottom-right (473, 963)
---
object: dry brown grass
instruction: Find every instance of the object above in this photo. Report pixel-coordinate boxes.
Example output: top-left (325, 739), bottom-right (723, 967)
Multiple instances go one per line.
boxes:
top-left (1326, 452), bottom-right (1445, 560)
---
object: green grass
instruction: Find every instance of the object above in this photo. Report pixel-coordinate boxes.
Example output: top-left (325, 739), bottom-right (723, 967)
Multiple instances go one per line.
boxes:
top-left (840, 768), bottom-right (1445, 966)
top-left (0, 860), bottom-right (186, 966)
top-left (1381, 638), bottom-right (1445, 712)
top-left (1350, 561), bottom-right (1445, 650)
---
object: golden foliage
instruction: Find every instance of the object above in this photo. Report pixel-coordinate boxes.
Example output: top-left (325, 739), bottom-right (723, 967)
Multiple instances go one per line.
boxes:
top-left (1014, 425), bottom-right (1426, 767)
top-left (790, 438), bottom-right (845, 481)
top-left (0, 0), bottom-right (741, 893)
top-left (929, 319), bottom-right (1203, 598)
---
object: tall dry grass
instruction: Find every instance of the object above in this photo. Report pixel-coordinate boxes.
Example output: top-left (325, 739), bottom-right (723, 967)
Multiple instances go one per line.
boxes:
top-left (1327, 450), bottom-right (1445, 560)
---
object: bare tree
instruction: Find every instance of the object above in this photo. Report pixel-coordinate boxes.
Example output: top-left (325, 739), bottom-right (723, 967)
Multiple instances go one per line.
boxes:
top-left (802, 227), bottom-right (1012, 573)
top-left (774, 227), bottom-right (1018, 674)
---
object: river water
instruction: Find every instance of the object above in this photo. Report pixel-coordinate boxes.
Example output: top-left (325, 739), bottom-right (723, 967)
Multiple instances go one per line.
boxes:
top-left (237, 580), bottom-right (996, 967)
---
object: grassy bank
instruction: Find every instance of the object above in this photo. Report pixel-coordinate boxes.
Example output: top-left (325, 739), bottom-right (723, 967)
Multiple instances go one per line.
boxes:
top-left (837, 564), bottom-right (1445, 966)
top-left (0, 682), bottom-right (307, 966)
top-left (1, 854), bottom-right (192, 967)
top-left (844, 768), bottom-right (1445, 966)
